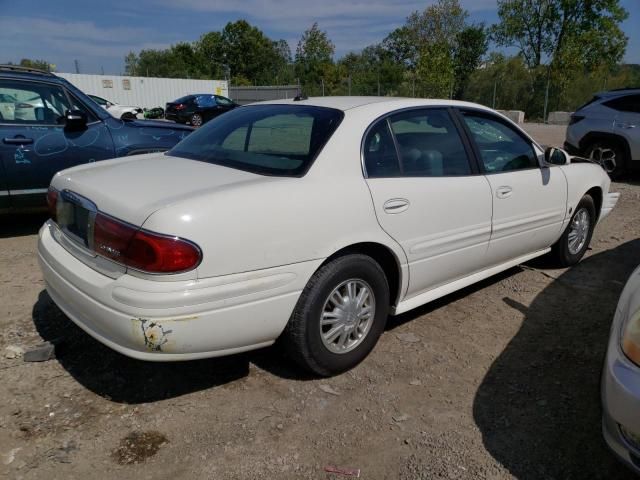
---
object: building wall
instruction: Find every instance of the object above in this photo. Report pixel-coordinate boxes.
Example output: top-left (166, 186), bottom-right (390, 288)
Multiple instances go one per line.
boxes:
top-left (57, 73), bottom-right (228, 109)
top-left (229, 85), bottom-right (300, 105)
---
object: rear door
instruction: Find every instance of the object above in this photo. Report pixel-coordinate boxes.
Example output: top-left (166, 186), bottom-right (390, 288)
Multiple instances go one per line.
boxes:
top-left (607, 94), bottom-right (640, 161)
top-left (458, 109), bottom-right (567, 265)
top-left (0, 78), bottom-right (115, 208)
top-left (364, 108), bottom-right (493, 299)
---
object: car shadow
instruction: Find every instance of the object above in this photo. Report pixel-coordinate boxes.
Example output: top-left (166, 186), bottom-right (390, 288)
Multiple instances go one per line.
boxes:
top-left (473, 239), bottom-right (640, 479)
top-left (0, 213), bottom-right (48, 239)
top-left (32, 289), bottom-right (314, 403)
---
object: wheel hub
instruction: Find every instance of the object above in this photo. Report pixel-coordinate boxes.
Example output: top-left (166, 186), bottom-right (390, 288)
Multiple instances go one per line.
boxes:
top-left (319, 279), bottom-right (375, 354)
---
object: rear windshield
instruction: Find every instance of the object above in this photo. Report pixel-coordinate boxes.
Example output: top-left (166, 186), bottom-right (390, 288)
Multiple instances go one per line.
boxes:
top-left (173, 95), bottom-right (193, 104)
top-left (168, 104), bottom-right (344, 176)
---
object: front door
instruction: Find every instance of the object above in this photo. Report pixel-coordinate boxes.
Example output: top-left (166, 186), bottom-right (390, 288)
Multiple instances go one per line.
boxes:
top-left (458, 110), bottom-right (567, 265)
top-left (364, 108), bottom-right (493, 299)
top-left (0, 78), bottom-right (115, 209)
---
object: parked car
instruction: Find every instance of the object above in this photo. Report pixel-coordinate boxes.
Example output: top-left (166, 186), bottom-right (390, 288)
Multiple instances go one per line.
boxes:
top-left (0, 64), bottom-right (193, 213)
top-left (602, 264), bottom-right (640, 473)
top-left (165, 94), bottom-right (237, 126)
top-left (88, 94), bottom-right (143, 120)
top-left (39, 97), bottom-right (618, 376)
top-left (565, 88), bottom-right (640, 178)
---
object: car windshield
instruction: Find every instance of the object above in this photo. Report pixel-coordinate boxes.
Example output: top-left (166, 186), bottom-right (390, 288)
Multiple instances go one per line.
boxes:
top-left (169, 104), bottom-right (344, 176)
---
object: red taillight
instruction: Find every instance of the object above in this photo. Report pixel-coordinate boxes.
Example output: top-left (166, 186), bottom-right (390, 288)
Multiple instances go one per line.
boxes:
top-left (47, 187), bottom-right (58, 221)
top-left (93, 213), bottom-right (201, 274)
top-left (174, 103), bottom-right (185, 110)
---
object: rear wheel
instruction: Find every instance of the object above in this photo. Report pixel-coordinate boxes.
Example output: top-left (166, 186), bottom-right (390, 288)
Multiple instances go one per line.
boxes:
top-left (190, 113), bottom-right (203, 127)
top-left (121, 112), bottom-right (137, 120)
top-left (551, 194), bottom-right (596, 267)
top-left (283, 254), bottom-right (389, 376)
top-left (585, 140), bottom-right (627, 180)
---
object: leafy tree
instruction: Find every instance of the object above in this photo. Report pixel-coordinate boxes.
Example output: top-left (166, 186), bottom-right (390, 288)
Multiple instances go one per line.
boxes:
top-left (295, 23), bottom-right (335, 86)
top-left (452, 25), bottom-right (488, 99)
top-left (124, 52), bottom-right (138, 76)
top-left (15, 58), bottom-right (54, 72)
top-left (492, 0), bottom-right (628, 71)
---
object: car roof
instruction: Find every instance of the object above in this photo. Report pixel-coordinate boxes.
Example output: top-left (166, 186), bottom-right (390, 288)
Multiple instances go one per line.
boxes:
top-left (594, 88), bottom-right (640, 98)
top-left (251, 96), bottom-right (494, 113)
top-left (0, 65), bottom-right (64, 84)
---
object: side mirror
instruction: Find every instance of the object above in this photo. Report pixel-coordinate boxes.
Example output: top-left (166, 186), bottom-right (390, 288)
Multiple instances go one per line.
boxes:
top-left (64, 109), bottom-right (88, 131)
top-left (544, 146), bottom-right (570, 166)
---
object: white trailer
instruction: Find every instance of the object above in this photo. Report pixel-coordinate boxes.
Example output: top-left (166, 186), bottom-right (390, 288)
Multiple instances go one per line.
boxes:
top-left (57, 73), bottom-right (228, 110)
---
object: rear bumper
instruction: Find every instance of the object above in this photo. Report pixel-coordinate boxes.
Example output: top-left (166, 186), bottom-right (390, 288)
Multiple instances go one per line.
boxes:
top-left (38, 222), bottom-right (320, 361)
top-left (164, 112), bottom-right (187, 123)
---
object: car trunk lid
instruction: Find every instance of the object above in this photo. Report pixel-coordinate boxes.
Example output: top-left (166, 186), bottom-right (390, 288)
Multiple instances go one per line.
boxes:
top-left (50, 152), bottom-right (271, 227)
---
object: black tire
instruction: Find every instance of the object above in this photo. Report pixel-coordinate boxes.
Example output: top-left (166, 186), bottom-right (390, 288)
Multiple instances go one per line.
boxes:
top-left (121, 112), bottom-right (137, 120)
top-left (551, 194), bottom-right (596, 267)
top-left (283, 254), bottom-right (390, 376)
top-left (190, 113), bottom-right (203, 127)
top-left (585, 140), bottom-right (627, 180)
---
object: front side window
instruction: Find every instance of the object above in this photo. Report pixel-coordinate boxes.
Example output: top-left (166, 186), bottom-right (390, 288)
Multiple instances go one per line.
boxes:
top-left (216, 96), bottom-right (233, 106)
top-left (169, 105), bottom-right (343, 176)
top-left (389, 109), bottom-right (472, 176)
top-left (462, 112), bottom-right (538, 172)
top-left (0, 79), bottom-right (72, 124)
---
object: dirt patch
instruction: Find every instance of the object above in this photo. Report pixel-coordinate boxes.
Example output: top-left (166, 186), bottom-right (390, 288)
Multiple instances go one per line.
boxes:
top-left (112, 431), bottom-right (168, 465)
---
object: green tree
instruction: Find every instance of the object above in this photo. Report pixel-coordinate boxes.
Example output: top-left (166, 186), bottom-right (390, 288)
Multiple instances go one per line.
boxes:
top-left (492, 0), bottom-right (628, 71)
top-left (124, 52), bottom-right (138, 76)
top-left (295, 23), bottom-right (335, 87)
top-left (17, 58), bottom-right (54, 72)
top-left (452, 25), bottom-right (488, 99)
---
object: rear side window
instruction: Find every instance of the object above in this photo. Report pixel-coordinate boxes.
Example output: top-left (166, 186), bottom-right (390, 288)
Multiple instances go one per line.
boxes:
top-left (462, 112), bottom-right (538, 172)
top-left (603, 94), bottom-right (640, 114)
top-left (169, 105), bottom-right (343, 176)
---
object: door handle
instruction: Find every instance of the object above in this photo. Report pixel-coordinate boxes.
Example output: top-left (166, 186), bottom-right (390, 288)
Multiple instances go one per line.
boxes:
top-left (383, 198), bottom-right (410, 214)
top-left (3, 137), bottom-right (34, 145)
top-left (496, 186), bottom-right (513, 199)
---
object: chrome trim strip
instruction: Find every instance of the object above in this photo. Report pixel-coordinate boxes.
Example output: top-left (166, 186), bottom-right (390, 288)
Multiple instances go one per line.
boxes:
top-left (9, 188), bottom-right (48, 195)
top-left (0, 190), bottom-right (9, 197)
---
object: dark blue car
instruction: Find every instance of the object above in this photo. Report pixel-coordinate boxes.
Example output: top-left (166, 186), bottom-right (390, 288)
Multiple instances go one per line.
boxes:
top-left (0, 65), bottom-right (193, 212)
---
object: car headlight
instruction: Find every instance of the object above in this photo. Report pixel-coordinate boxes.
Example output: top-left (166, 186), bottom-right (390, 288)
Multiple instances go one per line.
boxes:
top-left (622, 308), bottom-right (640, 366)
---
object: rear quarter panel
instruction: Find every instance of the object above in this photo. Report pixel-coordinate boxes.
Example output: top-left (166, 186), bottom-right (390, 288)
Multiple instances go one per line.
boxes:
top-left (139, 111), bottom-right (408, 280)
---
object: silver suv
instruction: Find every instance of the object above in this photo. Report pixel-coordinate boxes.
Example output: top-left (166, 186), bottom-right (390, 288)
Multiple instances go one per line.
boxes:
top-left (565, 88), bottom-right (640, 179)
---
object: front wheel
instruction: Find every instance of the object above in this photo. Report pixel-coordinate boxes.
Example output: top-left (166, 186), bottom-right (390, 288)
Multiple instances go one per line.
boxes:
top-left (282, 254), bottom-right (390, 376)
top-left (551, 194), bottom-right (596, 267)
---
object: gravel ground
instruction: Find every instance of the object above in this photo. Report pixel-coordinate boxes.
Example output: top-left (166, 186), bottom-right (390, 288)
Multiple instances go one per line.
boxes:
top-left (1, 123), bottom-right (638, 479)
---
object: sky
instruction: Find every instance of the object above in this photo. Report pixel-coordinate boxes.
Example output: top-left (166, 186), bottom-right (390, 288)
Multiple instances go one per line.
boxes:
top-left (0, 0), bottom-right (638, 75)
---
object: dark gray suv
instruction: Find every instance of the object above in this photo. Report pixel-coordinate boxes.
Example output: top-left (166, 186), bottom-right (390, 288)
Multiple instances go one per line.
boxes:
top-left (565, 88), bottom-right (640, 179)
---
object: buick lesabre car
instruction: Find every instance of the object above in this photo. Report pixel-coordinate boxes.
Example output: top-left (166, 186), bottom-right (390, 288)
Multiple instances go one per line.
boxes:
top-left (38, 97), bottom-right (619, 376)
top-left (602, 265), bottom-right (640, 473)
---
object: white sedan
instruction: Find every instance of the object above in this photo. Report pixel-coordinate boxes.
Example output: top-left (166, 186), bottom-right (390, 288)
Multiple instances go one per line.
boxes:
top-left (88, 94), bottom-right (142, 120)
top-left (602, 264), bottom-right (640, 472)
top-left (38, 97), bottom-right (619, 376)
